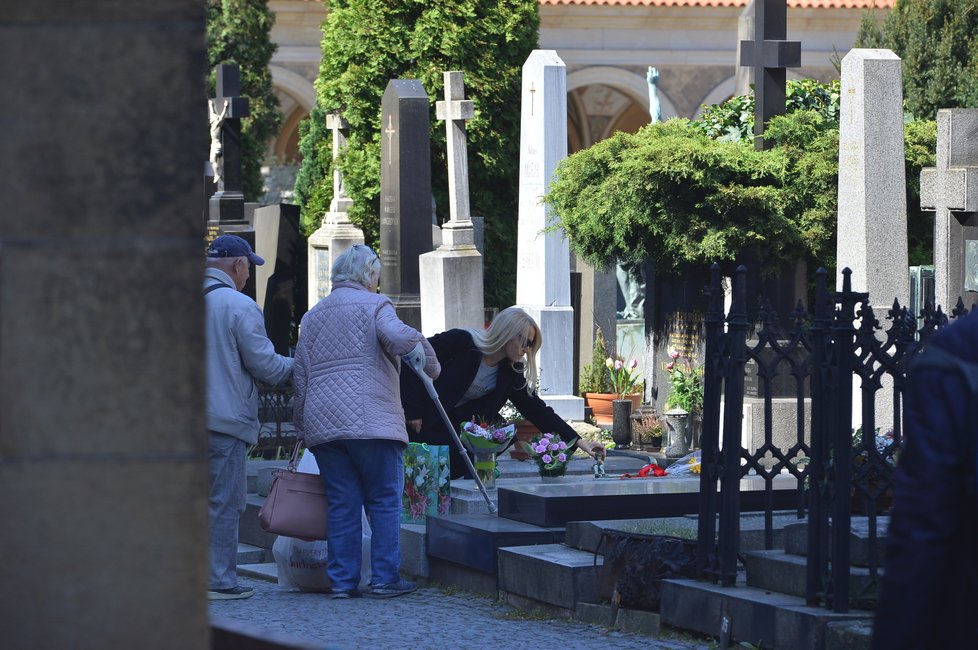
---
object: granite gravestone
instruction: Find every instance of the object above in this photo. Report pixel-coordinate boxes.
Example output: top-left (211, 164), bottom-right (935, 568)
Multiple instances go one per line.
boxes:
top-left (253, 203), bottom-right (306, 355)
top-left (919, 109), bottom-right (978, 312)
top-left (738, 0), bottom-right (800, 150)
top-left (837, 49), bottom-right (909, 432)
top-left (380, 79), bottom-right (434, 330)
top-left (420, 71), bottom-right (484, 334)
top-left (307, 113), bottom-right (364, 305)
top-left (837, 49), bottom-right (909, 312)
top-left (515, 50), bottom-right (583, 420)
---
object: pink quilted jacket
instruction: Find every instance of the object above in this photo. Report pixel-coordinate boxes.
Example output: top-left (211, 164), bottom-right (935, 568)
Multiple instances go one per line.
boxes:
top-left (293, 281), bottom-right (439, 446)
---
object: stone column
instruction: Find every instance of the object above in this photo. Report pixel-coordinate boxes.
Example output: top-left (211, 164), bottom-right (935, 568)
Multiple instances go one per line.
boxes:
top-left (837, 48), bottom-right (909, 433)
top-left (516, 50), bottom-right (584, 420)
top-left (0, 3), bottom-right (209, 648)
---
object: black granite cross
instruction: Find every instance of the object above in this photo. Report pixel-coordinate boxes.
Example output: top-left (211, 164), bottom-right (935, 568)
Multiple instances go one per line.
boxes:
top-left (739, 0), bottom-right (801, 150)
top-left (208, 63), bottom-right (250, 224)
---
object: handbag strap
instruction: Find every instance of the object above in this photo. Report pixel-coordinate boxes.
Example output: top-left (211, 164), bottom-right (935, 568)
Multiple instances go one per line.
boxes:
top-left (287, 439), bottom-right (305, 472)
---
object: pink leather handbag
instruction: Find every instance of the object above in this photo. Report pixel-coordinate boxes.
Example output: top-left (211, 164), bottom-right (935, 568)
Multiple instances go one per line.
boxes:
top-left (258, 441), bottom-right (329, 540)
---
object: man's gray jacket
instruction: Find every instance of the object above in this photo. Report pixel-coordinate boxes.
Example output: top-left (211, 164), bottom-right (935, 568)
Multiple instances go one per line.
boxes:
top-left (204, 267), bottom-right (293, 443)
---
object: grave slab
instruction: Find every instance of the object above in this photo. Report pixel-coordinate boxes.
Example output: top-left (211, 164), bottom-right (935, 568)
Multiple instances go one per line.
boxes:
top-left (399, 523), bottom-right (428, 578)
top-left (497, 544), bottom-right (603, 611)
top-left (660, 578), bottom-right (872, 650)
top-left (745, 549), bottom-right (878, 609)
top-left (425, 514), bottom-right (561, 574)
top-left (498, 475), bottom-right (798, 527)
top-left (783, 517), bottom-right (888, 567)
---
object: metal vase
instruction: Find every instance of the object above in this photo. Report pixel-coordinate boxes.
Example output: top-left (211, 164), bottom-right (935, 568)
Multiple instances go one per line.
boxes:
top-left (611, 399), bottom-right (633, 449)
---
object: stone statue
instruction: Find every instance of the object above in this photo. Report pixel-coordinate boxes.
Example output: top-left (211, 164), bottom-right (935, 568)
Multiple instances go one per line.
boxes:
top-left (208, 98), bottom-right (229, 186)
top-left (615, 68), bottom-right (661, 321)
top-left (647, 66), bottom-right (661, 122)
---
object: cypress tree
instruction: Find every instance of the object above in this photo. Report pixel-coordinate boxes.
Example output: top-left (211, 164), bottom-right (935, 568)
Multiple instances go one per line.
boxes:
top-left (294, 0), bottom-right (539, 308)
top-left (856, 0), bottom-right (978, 119)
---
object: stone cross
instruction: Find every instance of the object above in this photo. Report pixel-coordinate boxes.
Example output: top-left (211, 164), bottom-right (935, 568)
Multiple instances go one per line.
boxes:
top-left (738, 0), bottom-right (800, 150)
top-left (420, 72), bottom-right (484, 333)
top-left (435, 71), bottom-right (475, 248)
top-left (306, 111), bottom-right (365, 306)
top-left (919, 109), bottom-right (978, 312)
top-left (208, 63), bottom-right (250, 224)
top-left (325, 113), bottom-right (353, 214)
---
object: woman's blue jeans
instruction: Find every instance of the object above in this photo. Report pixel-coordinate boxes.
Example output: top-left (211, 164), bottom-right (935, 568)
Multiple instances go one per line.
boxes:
top-left (310, 439), bottom-right (405, 591)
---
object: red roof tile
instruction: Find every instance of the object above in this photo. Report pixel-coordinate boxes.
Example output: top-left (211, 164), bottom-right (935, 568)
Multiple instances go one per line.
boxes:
top-left (541, 0), bottom-right (894, 7)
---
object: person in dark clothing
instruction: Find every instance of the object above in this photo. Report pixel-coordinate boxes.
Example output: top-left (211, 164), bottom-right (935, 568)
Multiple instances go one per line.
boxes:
top-left (873, 309), bottom-right (978, 649)
top-left (400, 307), bottom-right (605, 479)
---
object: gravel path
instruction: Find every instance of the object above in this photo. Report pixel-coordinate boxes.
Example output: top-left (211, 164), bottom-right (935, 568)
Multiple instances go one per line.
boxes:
top-left (210, 577), bottom-right (715, 650)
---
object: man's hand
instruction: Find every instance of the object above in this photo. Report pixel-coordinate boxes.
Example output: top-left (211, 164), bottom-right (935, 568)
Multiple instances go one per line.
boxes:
top-left (407, 419), bottom-right (422, 434)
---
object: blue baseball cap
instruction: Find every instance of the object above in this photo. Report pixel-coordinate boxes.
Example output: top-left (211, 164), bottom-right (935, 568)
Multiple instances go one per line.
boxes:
top-left (206, 234), bottom-right (265, 266)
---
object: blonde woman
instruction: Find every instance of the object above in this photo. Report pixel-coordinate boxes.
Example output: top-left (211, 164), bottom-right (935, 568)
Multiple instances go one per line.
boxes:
top-left (400, 307), bottom-right (605, 478)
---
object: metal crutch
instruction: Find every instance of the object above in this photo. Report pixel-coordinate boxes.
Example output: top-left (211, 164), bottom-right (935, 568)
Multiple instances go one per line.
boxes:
top-left (401, 342), bottom-right (497, 514)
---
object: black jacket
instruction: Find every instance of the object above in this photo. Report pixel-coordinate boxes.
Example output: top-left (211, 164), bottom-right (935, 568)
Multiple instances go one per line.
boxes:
top-left (873, 309), bottom-right (978, 649)
top-left (400, 329), bottom-right (578, 478)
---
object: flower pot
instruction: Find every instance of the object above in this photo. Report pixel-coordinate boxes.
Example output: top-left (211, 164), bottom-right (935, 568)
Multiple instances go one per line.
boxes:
top-left (611, 399), bottom-right (634, 449)
top-left (509, 420), bottom-right (540, 460)
top-left (540, 474), bottom-right (569, 484)
top-left (584, 392), bottom-right (641, 426)
top-left (664, 408), bottom-right (690, 458)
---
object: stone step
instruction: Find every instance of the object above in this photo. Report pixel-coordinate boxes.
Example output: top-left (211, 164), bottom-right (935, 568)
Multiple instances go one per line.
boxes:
top-left (660, 578), bottom-right (872, 650)
top-left (784, 518), bottom-right (889, 567)
top-left (245, 460), bottom-right (288, 495)
top-left (238, 562), bottom-right (278, 582)
top-left (426, 514), bottom-right (562, 575)
top-left (497, 543), bottom-right (604, 612)
top-left (745, 549), bottom-right (880, 610)
top-left (240, 494), bottom-right (277, 549)
top-left (236, 542), bottom-right (269, 566)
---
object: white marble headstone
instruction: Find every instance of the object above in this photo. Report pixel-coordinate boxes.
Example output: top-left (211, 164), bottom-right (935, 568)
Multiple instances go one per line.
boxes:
top-left (515, 50), bottom-right (583, 420)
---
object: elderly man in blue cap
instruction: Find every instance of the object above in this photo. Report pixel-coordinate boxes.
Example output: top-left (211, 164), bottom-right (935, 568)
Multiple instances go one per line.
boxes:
top-left (204, 235), bottom-right (293, 600)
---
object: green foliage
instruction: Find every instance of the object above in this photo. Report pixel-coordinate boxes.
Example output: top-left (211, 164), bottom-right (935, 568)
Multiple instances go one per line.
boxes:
top-left (294, 0), bottom-right (539, 308)
top-left (855, 0), bottom-right (978, 120)
top-left (546, 78), bottom-right (937, 275)
top-left (207, 0), bottom-right (282, 201)
top-left (693, 79), bottom-right (841, 143)
top-left (579, 328), bottom-right (613, 394)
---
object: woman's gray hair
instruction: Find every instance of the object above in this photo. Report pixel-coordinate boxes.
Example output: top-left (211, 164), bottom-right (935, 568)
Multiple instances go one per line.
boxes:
top-left (466, 307), bottom-right (542, 393)
top-left (331, 244), bottom-right (381, 288)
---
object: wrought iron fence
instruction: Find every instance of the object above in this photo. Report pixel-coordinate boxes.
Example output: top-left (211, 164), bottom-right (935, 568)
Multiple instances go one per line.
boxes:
top-left (253, 382), bottom-right (295, 458)
top-left (695, 264), bottom-right (969, 612)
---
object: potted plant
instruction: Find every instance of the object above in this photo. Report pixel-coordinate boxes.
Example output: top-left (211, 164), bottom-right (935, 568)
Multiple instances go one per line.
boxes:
top-left (633, 408), bottom-right (664, 449)
top-left (520, 432), bottom-right (574, 481)
top-left (663, 349), bottom-right (704, 451)
top-left (580, 328), bottom-right (642, 425)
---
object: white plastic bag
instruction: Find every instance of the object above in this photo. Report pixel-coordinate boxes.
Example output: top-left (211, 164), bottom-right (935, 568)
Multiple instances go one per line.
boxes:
top-left (273, 449), bottom-right (372, 591)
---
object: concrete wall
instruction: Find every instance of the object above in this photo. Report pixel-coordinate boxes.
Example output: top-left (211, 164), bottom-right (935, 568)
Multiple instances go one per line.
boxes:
top-left (0, 3), bottom-right (210, 648)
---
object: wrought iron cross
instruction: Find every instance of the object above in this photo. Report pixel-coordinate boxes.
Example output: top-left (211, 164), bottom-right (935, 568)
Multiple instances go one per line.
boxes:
top-left (739, 0), bottom-right (800, 150)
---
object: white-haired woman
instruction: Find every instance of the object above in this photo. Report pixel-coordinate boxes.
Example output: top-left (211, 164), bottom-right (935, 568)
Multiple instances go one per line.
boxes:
top-left (400, 307), bottom-right (605, 479)
top-left (293, 244), bottom-right (440, 599)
